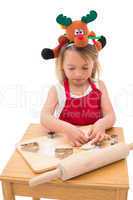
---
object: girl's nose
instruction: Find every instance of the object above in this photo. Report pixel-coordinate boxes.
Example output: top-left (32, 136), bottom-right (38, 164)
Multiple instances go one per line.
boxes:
top-left (75, 72), bottom-right (82, 78)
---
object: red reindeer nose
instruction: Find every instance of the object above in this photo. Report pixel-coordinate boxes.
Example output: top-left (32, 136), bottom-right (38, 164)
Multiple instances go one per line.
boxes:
top-left (77, 35), bottom-right (84, 40)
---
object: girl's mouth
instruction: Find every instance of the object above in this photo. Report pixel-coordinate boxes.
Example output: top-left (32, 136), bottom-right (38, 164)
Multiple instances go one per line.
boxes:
top-left (74, 79), bottom-right (83, 81)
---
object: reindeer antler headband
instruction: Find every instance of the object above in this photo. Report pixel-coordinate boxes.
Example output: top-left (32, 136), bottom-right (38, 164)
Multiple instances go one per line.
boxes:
top-left (41, 10), bottom-right (106, 60)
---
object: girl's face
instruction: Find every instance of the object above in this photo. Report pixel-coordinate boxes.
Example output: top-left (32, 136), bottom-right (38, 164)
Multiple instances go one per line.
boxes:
top-left (62, 50), bottom-right (94, 86)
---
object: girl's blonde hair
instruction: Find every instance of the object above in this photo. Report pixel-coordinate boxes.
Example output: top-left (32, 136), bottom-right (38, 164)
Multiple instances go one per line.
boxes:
top-left (55, 43), bottom-right (101, 84)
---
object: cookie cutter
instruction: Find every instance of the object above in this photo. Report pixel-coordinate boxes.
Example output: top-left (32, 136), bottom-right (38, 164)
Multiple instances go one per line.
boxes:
top-left (20, 142), bottom-right (39, 152)
top-left (110, 134), bottom-right (118, 145)
top-left (96, 134), bottom-right (118, 147)
top-left (55, 147), bottom-right (73, 159)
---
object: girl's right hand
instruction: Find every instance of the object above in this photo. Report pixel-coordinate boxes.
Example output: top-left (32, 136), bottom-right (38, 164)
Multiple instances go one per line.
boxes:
top-left (66, 127), bottom-right (89, 147)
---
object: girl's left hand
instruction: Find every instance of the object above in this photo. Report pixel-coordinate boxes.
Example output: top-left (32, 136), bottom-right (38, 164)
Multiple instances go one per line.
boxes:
top-left (87, 122), bottom-right (111, 144)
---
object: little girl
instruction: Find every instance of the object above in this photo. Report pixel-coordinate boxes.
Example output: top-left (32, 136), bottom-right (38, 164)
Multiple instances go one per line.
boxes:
top-left (40, 43), bottom-right (116, 147)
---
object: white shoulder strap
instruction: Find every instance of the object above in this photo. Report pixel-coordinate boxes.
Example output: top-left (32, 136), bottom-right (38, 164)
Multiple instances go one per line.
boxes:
top-left (54, 82), bottom-right (66, 118)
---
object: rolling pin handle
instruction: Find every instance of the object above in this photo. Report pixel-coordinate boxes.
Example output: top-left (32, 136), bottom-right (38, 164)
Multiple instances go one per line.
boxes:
top-left (29, 168), bottom-right (61, 187)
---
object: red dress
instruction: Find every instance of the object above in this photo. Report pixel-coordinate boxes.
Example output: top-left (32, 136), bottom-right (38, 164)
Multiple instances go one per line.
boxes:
top-left (59, 78), bottom-right (103, 125)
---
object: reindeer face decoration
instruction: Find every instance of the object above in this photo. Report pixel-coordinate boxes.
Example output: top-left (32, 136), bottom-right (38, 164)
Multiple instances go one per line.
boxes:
top-left (57, 11), bottom-right (97, 48)
top-left (41, 10), bottom-right (106, 60)
top-left (65, 21), bottom-right (89, 48)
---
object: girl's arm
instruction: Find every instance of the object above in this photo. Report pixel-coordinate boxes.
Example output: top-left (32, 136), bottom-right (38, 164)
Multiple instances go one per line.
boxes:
top-left (95, 80), bottom-right (116, 129)
top-left (40, 86), bottom-right (74, 134)
top-left (89, 80), bottom-right (116, 144)
top-left (40, 86), bottom-right (88, 146)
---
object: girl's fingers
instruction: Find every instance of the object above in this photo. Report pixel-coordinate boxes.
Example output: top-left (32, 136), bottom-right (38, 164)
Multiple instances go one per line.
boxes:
top-left (85, 126), bottom-right (96, 140)
top-left (75, 141), bottom-right (82, 147)
top-left (77, 133), bottom-right (88, 145)
top-left (84, 132), bottom-right (90, 139)
top-left (87, 128), bottom-right (93, 137)
top-left (79, 131), bottom-right (89, 143)
top-left (88, 131), bottom-right (96, 140)
top-left (71, 142), bottom-right (75, 147)
top-left (105, 134), bottom-right (111, 140)
top-left (71, 141), bottom-right (77, 147)
top-left (71, 133), bottom-right (111, 147)
top-left (99, 134), bottom-right (105, 142)
top-left (90, 133), bottom-right (101, 144)
top-left (82, 134), bottom-right (89, 142)
top-left (89, 134), bottom-right (96, 140)
top-left (78, 136), bottom-right (87, 144)
top-left (78, 137), bottom-right (85, 144)
top-left (88, 131), bottom-right (112, 145)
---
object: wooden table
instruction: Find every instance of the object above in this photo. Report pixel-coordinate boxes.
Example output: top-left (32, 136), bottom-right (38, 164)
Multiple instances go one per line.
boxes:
top-left (0, 124), bottom-right (129, 200)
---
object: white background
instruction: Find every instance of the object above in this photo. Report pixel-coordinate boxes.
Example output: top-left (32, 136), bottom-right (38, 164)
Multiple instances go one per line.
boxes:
top-left (0, 0), bottom-right (133, 199)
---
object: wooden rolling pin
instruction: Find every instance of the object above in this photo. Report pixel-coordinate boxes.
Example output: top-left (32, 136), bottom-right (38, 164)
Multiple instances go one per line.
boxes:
top-left (29, 142), bottom-right (133, 187)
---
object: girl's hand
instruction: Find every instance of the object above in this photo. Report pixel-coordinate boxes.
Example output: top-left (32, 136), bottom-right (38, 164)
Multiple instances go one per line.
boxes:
top-left (88, 122), bottom-right (111, 144)
top-left (66, 127), bottom-right (89, 147)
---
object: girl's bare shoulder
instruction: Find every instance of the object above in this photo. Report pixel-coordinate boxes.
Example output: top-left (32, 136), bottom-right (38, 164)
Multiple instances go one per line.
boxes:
top-left (92, 79), bottom-right (108, 93)
top-left (46, 85), bottom-right (58, 104)
top-left (47, 81), bottom-right (64, 102)
top-left (92, 78), bottom-right (105, 89)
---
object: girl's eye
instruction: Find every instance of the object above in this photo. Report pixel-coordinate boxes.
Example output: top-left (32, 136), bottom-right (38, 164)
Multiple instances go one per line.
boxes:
top-left (83, 68), bottom-right (88, 70)
top-left (69, 68), bottom-right (75, 70)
